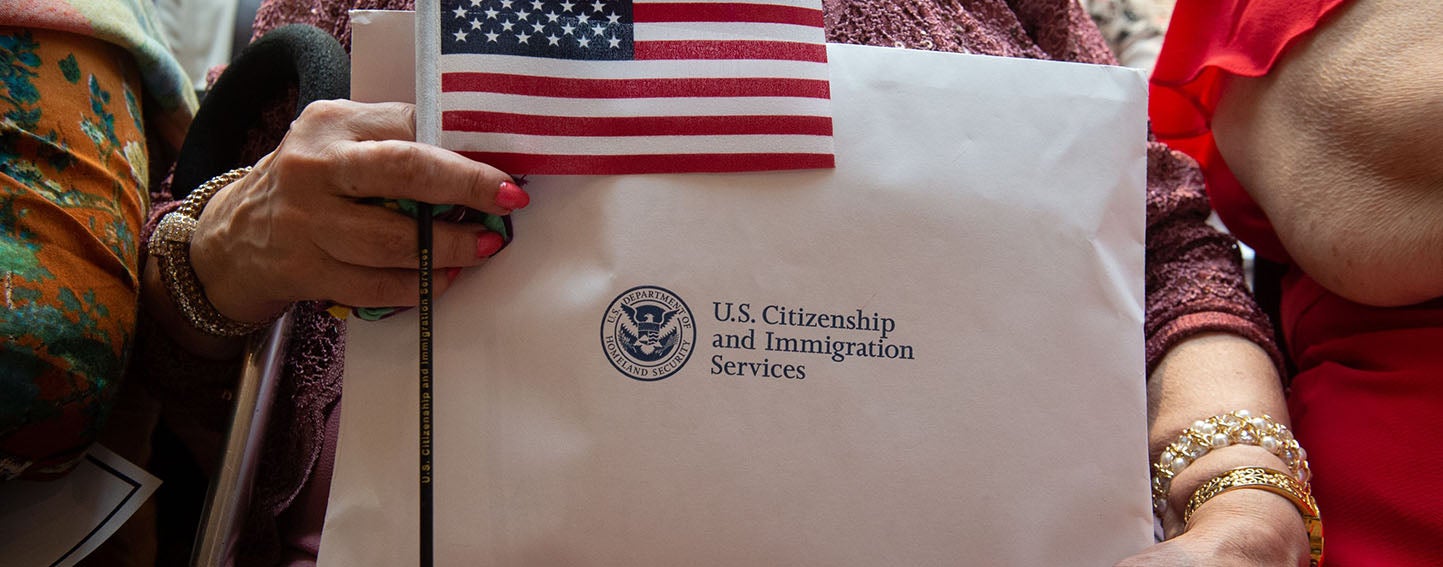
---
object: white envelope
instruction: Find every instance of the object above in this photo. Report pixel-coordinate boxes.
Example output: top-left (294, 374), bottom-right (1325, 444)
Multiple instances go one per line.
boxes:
top-left (324, 11), bottom-right (1151, 566)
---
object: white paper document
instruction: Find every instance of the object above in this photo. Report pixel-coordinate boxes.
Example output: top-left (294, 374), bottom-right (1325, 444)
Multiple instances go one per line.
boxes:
top-left (0, 445), bottom-right (161, 567)
top-left (326, 11), bottom-right (1151, 566)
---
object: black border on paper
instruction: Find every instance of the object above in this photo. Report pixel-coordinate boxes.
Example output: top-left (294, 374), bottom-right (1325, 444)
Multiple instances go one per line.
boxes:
top-left (49, 454), bottom-right (143, 567)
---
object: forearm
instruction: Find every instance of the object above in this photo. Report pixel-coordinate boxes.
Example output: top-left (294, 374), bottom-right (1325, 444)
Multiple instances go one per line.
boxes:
top-left (1147, 332), bottom-right (1293, 535)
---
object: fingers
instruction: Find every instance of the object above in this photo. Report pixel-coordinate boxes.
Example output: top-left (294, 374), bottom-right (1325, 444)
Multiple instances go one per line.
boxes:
top-left (319, 266), bottom-right (463, 309)
top-left (292, 99), bottom-right (417, 143)
top-left (197, 99), bottom-right (522, 318)
top-left (339, 101), bottom-right (417, 142)
top-left (290, 100), bottom-right (529, 215)
top-left (314, 203), bottom-right (507, 269)
top-left (333, 140), bottom-right (524, 215)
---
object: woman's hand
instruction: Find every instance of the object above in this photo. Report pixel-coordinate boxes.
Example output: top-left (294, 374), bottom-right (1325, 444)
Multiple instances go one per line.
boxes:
top-left (1116, 488), bottom-right (1310, 566)
top-left (187, 99), bottom-right (530, 325)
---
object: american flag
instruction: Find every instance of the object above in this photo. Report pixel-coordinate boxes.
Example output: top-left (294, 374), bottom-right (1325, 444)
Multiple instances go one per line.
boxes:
top-left (438, 0), bottom-right (834, 174)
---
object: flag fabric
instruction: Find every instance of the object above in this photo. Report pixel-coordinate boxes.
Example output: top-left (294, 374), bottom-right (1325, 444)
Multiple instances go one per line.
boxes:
top-left (437, 0), bottom-right (834, 174)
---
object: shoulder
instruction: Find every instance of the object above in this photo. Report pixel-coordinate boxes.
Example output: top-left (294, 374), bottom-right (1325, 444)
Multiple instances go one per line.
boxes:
top-left (1213, 0), bottom-right (1443, 306)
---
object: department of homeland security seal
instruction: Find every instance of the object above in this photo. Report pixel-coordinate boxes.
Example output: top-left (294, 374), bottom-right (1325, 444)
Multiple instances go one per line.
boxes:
top-left (600, 286), bottom-right (696, 381)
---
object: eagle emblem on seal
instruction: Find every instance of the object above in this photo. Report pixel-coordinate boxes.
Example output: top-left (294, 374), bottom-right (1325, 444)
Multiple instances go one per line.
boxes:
top-left (617, 303), bottom-right (683, 362)
top-left (601, 285), bottom-right (696, 381)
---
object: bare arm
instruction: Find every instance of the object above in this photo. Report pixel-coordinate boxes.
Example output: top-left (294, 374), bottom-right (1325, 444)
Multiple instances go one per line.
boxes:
top-left (1117, 333), bottom-right (1309, 566)
top-left (1213, 0), bottom-right (1443, 307)
top-left (1147, 334), bottom-right (1298, 538)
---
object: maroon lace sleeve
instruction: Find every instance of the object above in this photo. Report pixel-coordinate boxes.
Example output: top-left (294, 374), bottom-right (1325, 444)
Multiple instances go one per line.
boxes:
top-left (1145, 144), bottom-right (1285, 375)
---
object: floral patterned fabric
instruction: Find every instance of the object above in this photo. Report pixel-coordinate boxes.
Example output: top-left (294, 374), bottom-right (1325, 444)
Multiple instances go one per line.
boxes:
top-left (0, 27), bottom-right (151, 479)
top-left (0, 0), bottom-right (197, 149)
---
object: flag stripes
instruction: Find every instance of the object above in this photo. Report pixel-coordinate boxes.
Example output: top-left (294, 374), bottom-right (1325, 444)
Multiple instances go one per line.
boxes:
top-left (439, 92), bottom-right (832, 118)
top-left (631, 2), bottom-right (824, 26)
top-left (632, 40), bottom-right (826, 62)
top-left (456, 151), bottom-right (836, 175)
top-left (438, 0), bottom-right (833, 174)
top-left (444, 110), bottom-right (834, 136)
top-left (443, 73), bottom-right (830, 100)
top-left (444, 132), bottom-right (834, 154)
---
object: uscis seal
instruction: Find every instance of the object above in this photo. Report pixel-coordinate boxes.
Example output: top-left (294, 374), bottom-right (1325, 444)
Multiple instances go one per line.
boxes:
top-left (600, 285), bottom-right (696, 381)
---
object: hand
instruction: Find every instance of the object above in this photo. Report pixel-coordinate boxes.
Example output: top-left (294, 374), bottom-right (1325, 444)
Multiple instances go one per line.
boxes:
top-left (1115, 489), bottom-right (1311, 567)
top-left (188, 100), bottom-right (530, 323)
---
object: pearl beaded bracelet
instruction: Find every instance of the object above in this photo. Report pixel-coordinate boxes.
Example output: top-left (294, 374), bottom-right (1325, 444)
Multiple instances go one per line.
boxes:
top-left (1151, 409), bottom-right (1312, 517)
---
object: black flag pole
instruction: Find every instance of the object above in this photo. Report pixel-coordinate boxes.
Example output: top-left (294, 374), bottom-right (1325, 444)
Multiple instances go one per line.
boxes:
top-left (416, 1), bottom-right (441, 565)
top-left (417, 202), bottom-right (435, 567)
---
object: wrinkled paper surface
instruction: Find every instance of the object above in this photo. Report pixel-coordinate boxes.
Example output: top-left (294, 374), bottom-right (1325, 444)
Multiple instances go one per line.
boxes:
top-left (324, 10), bottom-right (1151, 566)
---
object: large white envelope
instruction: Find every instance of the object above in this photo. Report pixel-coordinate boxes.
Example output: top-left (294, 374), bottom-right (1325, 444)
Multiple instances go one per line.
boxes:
top-left (324, 11), bottom-right (1151, 566)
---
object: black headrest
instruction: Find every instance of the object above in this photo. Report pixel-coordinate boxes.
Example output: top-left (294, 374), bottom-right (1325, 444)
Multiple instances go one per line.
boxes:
top-left (172, 24), bottom-right (350, 199)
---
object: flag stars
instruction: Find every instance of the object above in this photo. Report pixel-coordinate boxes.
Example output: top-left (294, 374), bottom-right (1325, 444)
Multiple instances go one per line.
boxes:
top-left (443, 0), bottom-right (629, 57)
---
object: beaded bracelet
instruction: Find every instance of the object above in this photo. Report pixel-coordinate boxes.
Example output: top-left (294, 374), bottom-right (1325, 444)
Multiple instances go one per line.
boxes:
top-left (1151, 410), bottom-right (1311, 516)
top-left (150, 167), bottom-right (278, 337)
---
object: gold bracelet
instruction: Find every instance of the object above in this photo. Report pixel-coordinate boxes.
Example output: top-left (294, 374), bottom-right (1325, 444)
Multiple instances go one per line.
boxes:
top-left (1186, 466), bottom-right (1324, 567)
top-left (149, 167), bottom-right (276, 337)
top-left (1152, 410), bottom-right (1310, 516)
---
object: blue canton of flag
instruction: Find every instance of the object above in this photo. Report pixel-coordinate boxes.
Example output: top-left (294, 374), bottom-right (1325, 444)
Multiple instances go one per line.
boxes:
top-left (442, 0), bottom-right (636, 60)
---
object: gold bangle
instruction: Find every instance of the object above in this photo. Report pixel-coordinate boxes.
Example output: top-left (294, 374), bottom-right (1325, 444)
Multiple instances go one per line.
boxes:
top-left (1186, 466), bottom-right (1324, 567)
top-left (1152, 410), bottom-right (1310, 516)
top-left (149, 167), bottom-right (276, 337)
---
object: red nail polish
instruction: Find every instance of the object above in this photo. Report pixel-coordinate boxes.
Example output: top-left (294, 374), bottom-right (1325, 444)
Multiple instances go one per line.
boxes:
top-left (445, 267), bottom-right (462, 283)
top-left (476, 231), bottom-right (506, 258)
top-left (495, 180), bottom-right (530, 210)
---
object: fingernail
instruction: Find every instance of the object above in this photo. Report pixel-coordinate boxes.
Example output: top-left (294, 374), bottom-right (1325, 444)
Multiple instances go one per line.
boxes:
top-left (445, 267), bottom-right (462, 283)
top-left (495, 180), bottom-right (530, 210)
top-left (476, 231), bottom-right (506, 258)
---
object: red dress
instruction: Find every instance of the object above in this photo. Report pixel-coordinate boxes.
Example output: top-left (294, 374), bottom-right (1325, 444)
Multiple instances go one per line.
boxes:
top-left (1152, 1), bottom-right (1443, 564)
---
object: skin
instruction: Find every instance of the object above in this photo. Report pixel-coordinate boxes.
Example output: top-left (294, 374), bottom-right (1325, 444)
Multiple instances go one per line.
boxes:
top-left (142, 100), bottom-right (528, 358)
top-left (1123, 0), bottom-right (1443, 562)
top-left (1213, 0), bottom-right (1443, 307)
top-left (1117, 333), bottom-right (1309, 566)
